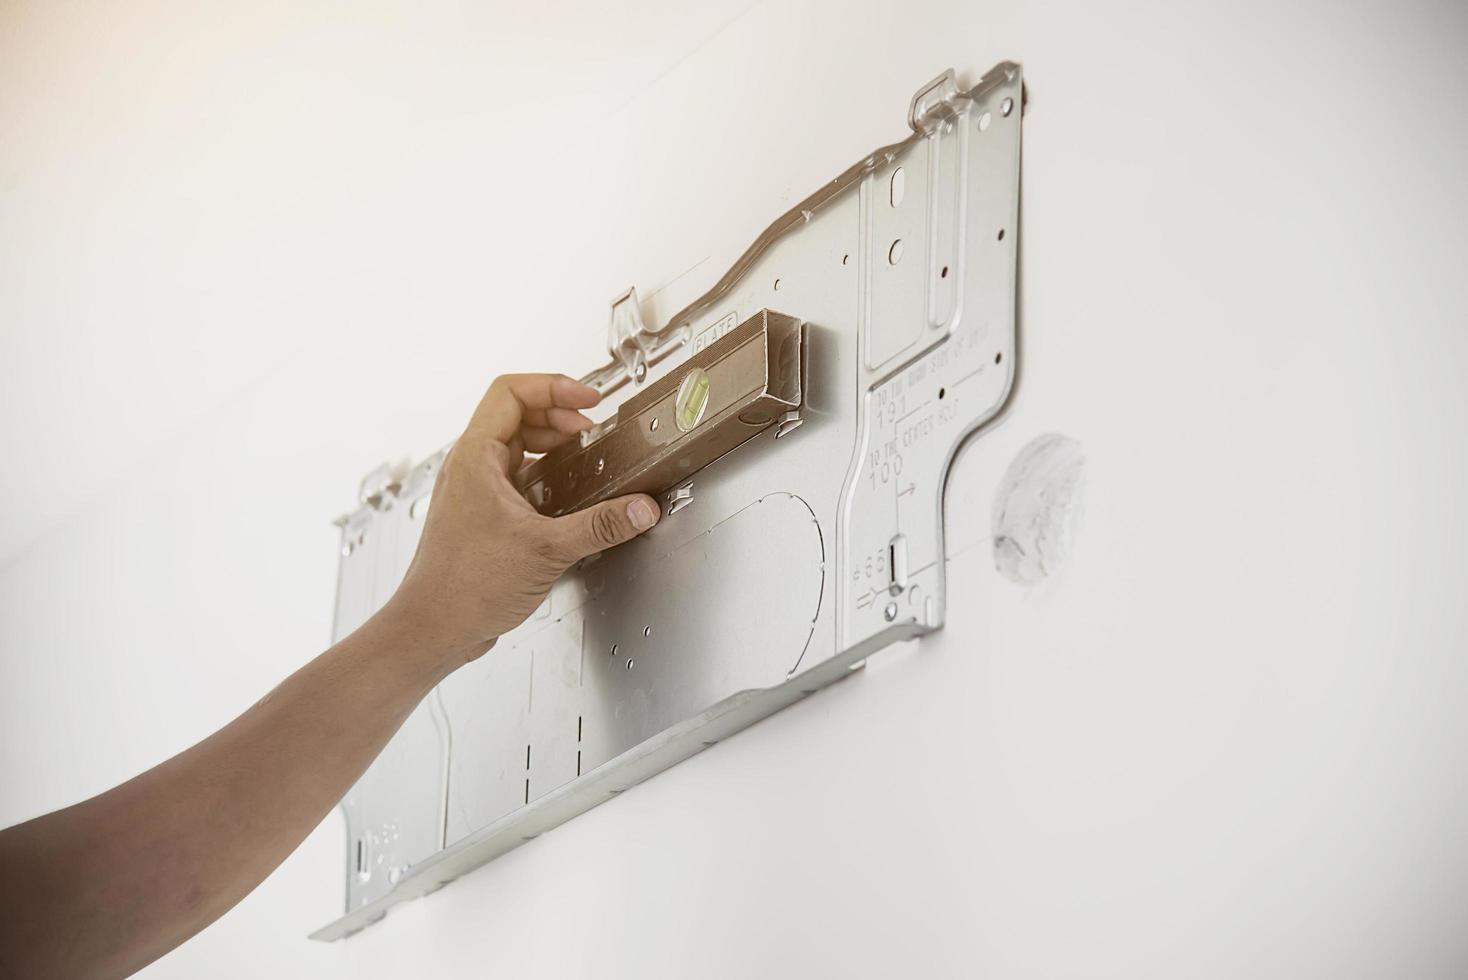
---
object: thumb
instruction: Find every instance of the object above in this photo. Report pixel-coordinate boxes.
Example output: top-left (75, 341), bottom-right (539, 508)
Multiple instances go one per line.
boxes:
top-left (551, 493), bottom-right (661, 562)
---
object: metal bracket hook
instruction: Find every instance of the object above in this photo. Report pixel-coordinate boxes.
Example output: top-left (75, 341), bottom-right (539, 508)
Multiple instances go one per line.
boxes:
top-left (607, 287), bottom-right (653, 384)
top-left (907, 68), bottom-right (962, 135)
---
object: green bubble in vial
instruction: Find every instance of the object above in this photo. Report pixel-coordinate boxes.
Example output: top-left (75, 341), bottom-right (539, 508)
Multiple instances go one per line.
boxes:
top-left (674, 367), bottom-right (711, 432)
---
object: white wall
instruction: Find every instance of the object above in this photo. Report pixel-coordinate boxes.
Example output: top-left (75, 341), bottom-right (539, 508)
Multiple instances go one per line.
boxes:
top-left (4, 1), bottom-right (1468, 976)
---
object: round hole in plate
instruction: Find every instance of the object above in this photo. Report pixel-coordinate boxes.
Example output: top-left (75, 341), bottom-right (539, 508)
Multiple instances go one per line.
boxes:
top-left (997, 228), bottom-right (1006, 241)
top-left (889, 166), bottom-right (905, 207)
top-left (649, 417), bottom-right (660, 432)
top-left (773, 278), bottom-right (781, 291)
top-left (841, 253), bottom-right (850, 265)
top-left (978, 111), bottom-right (992, 132)
top-left (1001, 96), bottom-right (1014, 117)
top-left (938, 387), bottom-right (946, 400)
top-left (643, 625), bottom-right (652, 637)
top-left (995, 351), bottom-right (1003, 365)
top-left (888, 239), bottom-right (904, 265)
top-left (625, 659), bottom-right (635, 670)
top-left (611, 643), bottom-right (619, 656)
top-left (940, 265), bottom-right (949, 279)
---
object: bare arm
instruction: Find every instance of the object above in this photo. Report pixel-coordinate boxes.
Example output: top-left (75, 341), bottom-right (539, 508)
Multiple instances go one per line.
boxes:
top-left (0, 374), bottom-right (661, 980)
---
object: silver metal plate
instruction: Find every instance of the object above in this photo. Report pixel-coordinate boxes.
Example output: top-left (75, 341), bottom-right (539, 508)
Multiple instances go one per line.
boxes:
top-left (315, 61), bottom-right (1023, 940)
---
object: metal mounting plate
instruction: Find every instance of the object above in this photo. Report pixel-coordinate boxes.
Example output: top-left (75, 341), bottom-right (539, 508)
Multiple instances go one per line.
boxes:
top-left (314, 61), bottom-right (1023, 940)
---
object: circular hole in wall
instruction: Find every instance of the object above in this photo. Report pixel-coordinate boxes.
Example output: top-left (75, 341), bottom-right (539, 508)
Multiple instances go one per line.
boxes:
top-left (889, 166), bottom-right (906, 207)
top-left (888, 239), bottom-right (904, 265)
top-left (992, 434), bottom-right (1086, 586)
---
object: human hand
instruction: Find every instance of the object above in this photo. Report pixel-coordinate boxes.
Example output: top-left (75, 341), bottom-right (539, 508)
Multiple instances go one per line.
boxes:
top-left (381, 373), bottom-right (660, 675)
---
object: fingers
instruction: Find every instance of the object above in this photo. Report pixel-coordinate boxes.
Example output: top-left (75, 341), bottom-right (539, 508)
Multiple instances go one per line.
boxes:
top-left (457, 422), bottom-right (583, 477)
top-left (548, 493), bottom-right (660, 563)
top-left (522, 427), bottom-right (575, 454)
top-left (466, 374), bottom-right (601, 446)
top-left (545, 376), bottom-right (601, 410)
top-left (545, 406), bottom-right (594, 434)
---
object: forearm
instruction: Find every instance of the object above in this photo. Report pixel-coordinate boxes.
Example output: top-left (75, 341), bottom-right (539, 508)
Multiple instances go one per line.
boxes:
top-left (0, 605), bottom-right (453, 980)
top-left (0, 373), bottom-right (657, 979)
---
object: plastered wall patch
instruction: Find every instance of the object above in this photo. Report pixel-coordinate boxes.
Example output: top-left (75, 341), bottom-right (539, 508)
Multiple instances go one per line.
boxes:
top-left (991, 434), bottom-right (1086, 585)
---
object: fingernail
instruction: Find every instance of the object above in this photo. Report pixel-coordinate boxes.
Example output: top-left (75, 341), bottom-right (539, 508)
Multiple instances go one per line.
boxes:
top-left (628, 498), bottom-right (659, 530)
